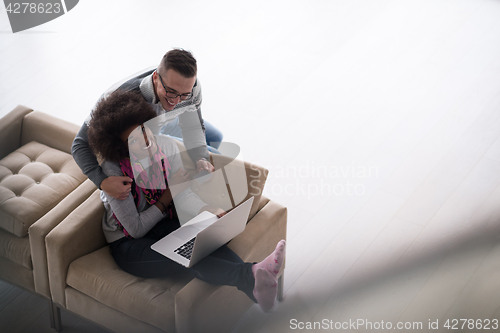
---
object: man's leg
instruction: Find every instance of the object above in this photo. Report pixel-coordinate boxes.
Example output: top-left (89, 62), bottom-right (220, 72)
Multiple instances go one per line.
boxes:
top-left (160, 117), bottom-right (182, 137)
top-left (160, 118), bottom-right (223, 152)
top-left (204, 120), bottom-right (223, 149)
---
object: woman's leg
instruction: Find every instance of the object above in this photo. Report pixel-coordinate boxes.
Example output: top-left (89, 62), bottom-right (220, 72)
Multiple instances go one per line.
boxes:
top-left (109, 218), bottom-right (189, 278)
top-left (252, 240), bottom-right (286, 278)
top-left (191, 245), bottom-right (256, 302)
top-left (110, 219), bottom-right (285, 311)
top-left (111, 235), bottom-right (257, 301)
top-left (252, 240), bottom-right (286, 312)
top-left (191, 239), bottom-right (286, 309)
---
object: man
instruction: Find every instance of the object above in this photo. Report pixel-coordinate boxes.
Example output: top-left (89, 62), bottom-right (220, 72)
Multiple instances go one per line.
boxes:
top-left (72, 49), bottom-right (222, 200)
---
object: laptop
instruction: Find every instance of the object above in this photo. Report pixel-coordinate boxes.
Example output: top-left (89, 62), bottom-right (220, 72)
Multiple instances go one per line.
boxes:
top-left (151, 196), bottom-right (254, 267)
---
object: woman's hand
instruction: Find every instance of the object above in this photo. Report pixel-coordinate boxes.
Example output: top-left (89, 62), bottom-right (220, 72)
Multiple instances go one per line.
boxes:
top-left (199, 205), bottom-right (226, 218)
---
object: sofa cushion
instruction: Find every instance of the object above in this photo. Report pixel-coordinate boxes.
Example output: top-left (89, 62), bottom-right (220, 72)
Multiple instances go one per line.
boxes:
top-left (0, 226), bottom-right (31, 269)
top-left (0, 141), bottom-right (86, 237)
top-left (66, 247), bottom-right (194, 332)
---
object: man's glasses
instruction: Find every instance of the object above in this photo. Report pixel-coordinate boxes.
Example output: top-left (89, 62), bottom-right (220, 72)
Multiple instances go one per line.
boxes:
top-left (157, 71), bottom-right (192, 101)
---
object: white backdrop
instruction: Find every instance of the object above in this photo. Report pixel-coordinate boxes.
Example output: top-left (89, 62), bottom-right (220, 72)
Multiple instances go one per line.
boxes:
top-left (2, 1), bottom-right (500, 332)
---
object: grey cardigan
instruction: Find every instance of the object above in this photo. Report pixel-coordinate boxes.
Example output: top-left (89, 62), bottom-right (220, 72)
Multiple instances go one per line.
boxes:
top-left (100, 135), bottom-right (207, 243)
top-left (72, 69), bottom-right (209, 190)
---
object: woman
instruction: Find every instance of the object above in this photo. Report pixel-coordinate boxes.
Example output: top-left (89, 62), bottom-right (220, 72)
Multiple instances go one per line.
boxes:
top-left (87, 90), bottom-right (285, 312)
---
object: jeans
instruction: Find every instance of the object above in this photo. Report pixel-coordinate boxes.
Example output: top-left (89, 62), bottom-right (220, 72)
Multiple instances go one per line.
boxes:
top-left (109, 217), bottom-right (256, 302)
top-left (160, 118), bottom-right (223, 153)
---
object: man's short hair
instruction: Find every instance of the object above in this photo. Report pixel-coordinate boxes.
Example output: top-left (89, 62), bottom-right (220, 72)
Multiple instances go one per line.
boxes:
top-left (159, 49), bottom-right (197, 78)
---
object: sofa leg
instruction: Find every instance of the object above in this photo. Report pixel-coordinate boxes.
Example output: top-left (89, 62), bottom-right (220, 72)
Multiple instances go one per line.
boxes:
top-left (277, 274), bottom-right (284, 301)
top-left (48, 300), bottom-right (55, 328)
top-left (48, 300), bottom-right (62, 332)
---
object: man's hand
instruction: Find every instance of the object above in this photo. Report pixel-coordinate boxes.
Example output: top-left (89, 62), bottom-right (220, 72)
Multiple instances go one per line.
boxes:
top-left (101, 176), bottom-right (133, 200)
top-left (199, 205), bottom-right (226, 218)
top-left (196, 158), bottom-right (214, 173)
top-left (169, 167), bottom-right (191, 186)
top-left (168, 168), bottom-right (192, 197)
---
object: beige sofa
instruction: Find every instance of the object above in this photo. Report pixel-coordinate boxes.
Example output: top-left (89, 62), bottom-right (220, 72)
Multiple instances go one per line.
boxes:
top-left (0, 106), bottom-right (96, 327)
top-left (46, 149), bottom-right (287, 332)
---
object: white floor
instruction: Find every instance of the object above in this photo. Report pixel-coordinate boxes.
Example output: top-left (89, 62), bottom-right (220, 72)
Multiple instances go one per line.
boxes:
top-left (2, 0), bottom-right (500, 332)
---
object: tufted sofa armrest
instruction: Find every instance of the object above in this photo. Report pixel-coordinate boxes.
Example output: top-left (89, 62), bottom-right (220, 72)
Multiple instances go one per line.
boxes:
top-left (29, 179), bottom-right (97, 298)
top-left (21, 111), bottom-right (80, 155)
top-left (46, 190), bottom-right (106, 307)
top-left (0, 105), bottom-right (33, 159)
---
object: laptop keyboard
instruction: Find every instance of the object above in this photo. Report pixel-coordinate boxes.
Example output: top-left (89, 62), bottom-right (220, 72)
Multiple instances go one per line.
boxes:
top-left (174, 237), bottom-right (196, 260)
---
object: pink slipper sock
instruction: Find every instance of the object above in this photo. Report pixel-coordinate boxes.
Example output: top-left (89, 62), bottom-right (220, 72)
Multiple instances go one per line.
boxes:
top-left (252, 239), bottom-right (286, 278)
top-left (253, 268), bottom-right (278, 312)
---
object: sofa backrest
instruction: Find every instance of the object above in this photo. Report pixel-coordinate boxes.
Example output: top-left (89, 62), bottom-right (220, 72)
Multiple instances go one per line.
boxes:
top-left (0, 105), bottom-right (33, 159)
top-left (172, 140), bottom-right (268, 221)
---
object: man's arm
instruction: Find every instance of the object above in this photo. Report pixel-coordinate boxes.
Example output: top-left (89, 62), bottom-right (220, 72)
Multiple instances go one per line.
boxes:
top-left (178, 109), bottom-right (210, 162)
top-left (72, 121), bottom-right (108, 188)
top-left (177, 80), bottom-right (210, 164)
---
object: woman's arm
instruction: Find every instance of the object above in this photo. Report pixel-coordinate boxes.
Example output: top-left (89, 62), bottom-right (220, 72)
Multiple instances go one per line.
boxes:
top-left (153, 190), bottom-right (173, 213)
top-left (101, 160), bottom-right (165, 239)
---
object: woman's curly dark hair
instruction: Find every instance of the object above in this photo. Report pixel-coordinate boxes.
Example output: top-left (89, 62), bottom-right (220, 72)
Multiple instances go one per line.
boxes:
top-left (88, 90), bottom-right (157, 162)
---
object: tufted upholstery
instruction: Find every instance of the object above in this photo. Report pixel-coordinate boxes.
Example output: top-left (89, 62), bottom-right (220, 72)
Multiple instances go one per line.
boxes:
top-left (0, 106), bottom-right (96, 308)
top-left (0, 141), bottom-right (86, 237)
